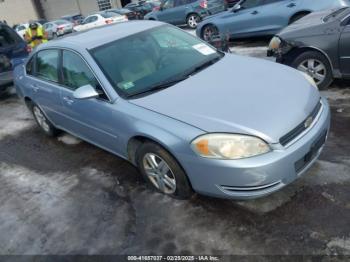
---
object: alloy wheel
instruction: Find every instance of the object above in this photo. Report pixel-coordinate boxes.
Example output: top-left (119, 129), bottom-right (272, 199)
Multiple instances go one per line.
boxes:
top-left (33, 106), bottom-right (50, 133)
top-left (187, 15), bottom-right (199, 29)
top-left (142, 153), bottom-right (176, 194)
top-left (297, 59), bottom-right (326, 85)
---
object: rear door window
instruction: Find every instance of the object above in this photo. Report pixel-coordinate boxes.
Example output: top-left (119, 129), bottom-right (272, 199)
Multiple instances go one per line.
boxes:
top-left (0, 25), bottom-right (20, 48)
top-left (36, 49), bottom-right (60, 82)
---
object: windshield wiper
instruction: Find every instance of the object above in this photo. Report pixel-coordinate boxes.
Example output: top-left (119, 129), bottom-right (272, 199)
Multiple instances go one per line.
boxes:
top-left (184, 56), bottom-right (222, 77)
top-left (127, 75), bottom-right (189, 98)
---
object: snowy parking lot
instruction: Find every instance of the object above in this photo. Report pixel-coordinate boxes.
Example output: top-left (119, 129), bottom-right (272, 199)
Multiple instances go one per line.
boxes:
top-left (1, 36), bottom-right (350, 256)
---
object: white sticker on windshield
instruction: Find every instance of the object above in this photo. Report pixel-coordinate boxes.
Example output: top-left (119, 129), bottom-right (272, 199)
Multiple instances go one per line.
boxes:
top-left (117, 81), bottom-right (134, 90)
top-left (192, 43), bottom-right (216, 55)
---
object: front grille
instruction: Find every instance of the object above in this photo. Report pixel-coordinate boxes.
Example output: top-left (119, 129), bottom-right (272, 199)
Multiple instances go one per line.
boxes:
top-left (295, 130), bottom-right (327, 173)
top-left (280, 101), bottom-right (322, 146)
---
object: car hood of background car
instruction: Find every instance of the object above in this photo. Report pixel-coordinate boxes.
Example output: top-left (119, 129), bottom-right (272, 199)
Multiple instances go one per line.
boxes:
top-left (278, 9), bottom-right (339, 37)
top-left (129, 54), bottom-right (320, 144)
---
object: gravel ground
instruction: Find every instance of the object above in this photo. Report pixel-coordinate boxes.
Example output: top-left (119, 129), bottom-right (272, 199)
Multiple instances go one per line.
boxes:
top-left (0, 37), bottom-right (349, 256)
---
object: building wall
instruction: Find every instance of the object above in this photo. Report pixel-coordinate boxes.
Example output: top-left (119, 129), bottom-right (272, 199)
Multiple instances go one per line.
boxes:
top-left (0, 0), bottom-right (38, 26)
top-left (40, 0), bottom-right (122, 20)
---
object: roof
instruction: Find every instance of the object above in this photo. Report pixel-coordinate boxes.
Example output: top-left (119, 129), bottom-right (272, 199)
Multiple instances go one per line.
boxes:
top-left (40, 20), bottom-right (163, 50)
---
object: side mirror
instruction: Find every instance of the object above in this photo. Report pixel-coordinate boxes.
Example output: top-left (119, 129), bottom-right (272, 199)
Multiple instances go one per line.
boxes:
top-left (232, 4), bottom-right (241, 12)
top-left (73, 84), bottom-right (99, 100)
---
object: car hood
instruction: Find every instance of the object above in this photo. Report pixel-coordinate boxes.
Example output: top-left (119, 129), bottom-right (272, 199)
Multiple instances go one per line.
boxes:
top-left (278, 10), bottom-right (336, 36)
top-left (129, 54), bottom-right (320, 144)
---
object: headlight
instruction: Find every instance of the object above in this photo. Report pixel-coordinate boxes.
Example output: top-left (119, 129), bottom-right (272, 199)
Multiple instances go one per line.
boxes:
top-left (269, 36), bottom-right (281, 50)
top-left (300, 72), bottom-right (318, 89)
top-left (191, 134), bottom-right (271, 160)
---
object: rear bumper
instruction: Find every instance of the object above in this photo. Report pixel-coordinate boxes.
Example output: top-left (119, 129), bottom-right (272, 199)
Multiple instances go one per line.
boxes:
top-left (178, 97), bottom-right (331, 200)
top-left (0, 71), bottom-right (13, 88)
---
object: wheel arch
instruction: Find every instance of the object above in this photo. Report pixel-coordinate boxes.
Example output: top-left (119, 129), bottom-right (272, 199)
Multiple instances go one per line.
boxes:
top-left (284, 46), bottom-right (334, 73)
top-left (24, 96), bottom-right (33, 108)
top-left (289, 10), bottom-right (311, 24)
top-left (127, 134), bottom-right (195, 190)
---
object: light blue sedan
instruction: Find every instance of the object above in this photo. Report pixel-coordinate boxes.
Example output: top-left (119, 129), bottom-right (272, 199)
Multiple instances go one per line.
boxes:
top-left (14, 21), bottom-right (330, 200)
top-left (196, 0), bottom-right (350, 40)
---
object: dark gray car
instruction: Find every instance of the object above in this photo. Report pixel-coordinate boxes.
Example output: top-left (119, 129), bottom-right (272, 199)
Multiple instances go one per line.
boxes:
top-left (268, 7), bottom-right (350, 89)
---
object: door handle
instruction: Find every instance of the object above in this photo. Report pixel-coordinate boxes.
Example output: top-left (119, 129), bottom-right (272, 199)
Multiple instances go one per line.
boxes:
top-left (287, 3), bottom-right (296, 7)
top-left (31, 84), bottom-right (40, 92)
top-left (63, 96), bottom-right (74, 105)
top-left (251, 10), bottom-right (258, 15)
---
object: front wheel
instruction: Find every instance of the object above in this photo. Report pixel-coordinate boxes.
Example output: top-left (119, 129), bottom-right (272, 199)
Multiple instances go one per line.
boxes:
top-left (136, 142), bottom-right (193, 199)
top-left (186, 13), bottom-right (200, 29)
top-left (290, 51), bottom-right (333, 90)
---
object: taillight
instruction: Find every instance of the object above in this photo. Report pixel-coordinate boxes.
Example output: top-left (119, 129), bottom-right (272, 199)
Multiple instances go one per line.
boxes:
top-left (26, 46), bottom-right (32, 53)
top-left (153, 6), bottom-right (160, 11)
top-left (200, 0), bottom-right (208, 8)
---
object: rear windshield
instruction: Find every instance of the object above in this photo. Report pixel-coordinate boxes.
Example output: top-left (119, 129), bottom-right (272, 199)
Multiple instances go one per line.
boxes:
top-left (101, 12), bottom-right (120, 18)
top-left (323, 7), bottom-right (349, 22)
top-left (55, 20), bottom-right (68, 25)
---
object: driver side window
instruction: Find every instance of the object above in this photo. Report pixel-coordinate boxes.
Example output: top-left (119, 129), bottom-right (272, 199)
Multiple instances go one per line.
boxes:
top-left (62, 50), bottom-right (108, 100)
top-left (62, 51), bottom-right (98, 90)
top-left (163, 0), bottom-right (174, 9)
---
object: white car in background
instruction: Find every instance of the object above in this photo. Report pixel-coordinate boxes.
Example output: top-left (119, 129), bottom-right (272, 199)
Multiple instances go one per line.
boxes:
top-left (15, 22), bottom-right (41, 39)
top-left (15, 24), bottom-right (29, 39)
top-left (73, 11), bottom-right (128, 32)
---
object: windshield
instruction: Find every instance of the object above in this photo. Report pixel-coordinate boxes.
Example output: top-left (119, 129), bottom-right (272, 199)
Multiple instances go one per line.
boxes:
top-left (91, 25), bottom-right (223, 98)
top-left (323, 7), bottom-right (349, 22)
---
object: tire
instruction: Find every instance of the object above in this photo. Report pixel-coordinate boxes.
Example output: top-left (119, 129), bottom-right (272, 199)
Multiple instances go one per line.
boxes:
top-left (202, 24), bottom-right (219, 41)
top-left (30, 103), bottom-right (60, 137)
top-left (186, 13), bottom-right (200, 29)
top-left (290, 51), bottom-right (333, 90)
top-left (136, 142), bottom-right (193, 199)
top-left (289, 12), bottom-right (309, 25)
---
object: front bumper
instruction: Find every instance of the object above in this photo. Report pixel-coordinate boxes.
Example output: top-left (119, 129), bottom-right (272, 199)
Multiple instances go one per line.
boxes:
top-left (179, 97), bottom-right (331, 200)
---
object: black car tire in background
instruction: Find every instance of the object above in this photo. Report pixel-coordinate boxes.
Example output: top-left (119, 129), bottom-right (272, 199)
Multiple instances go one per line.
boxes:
top-left (201, 24), bottom-right (219, 41)
top-left (136, 142), bottom-right (193, 199)
top-left (290, 51), bottom-right (333, 90)
top-left (30, 103), bottom-right (60, 137)
top-left (186, 13), bottom-right (200, 29)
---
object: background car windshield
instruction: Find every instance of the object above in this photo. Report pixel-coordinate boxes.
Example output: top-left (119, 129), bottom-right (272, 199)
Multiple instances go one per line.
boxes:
top-left (91, 25), bottom-right (221, 97)
top-left (323, 7), bottom-right (349, 22)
